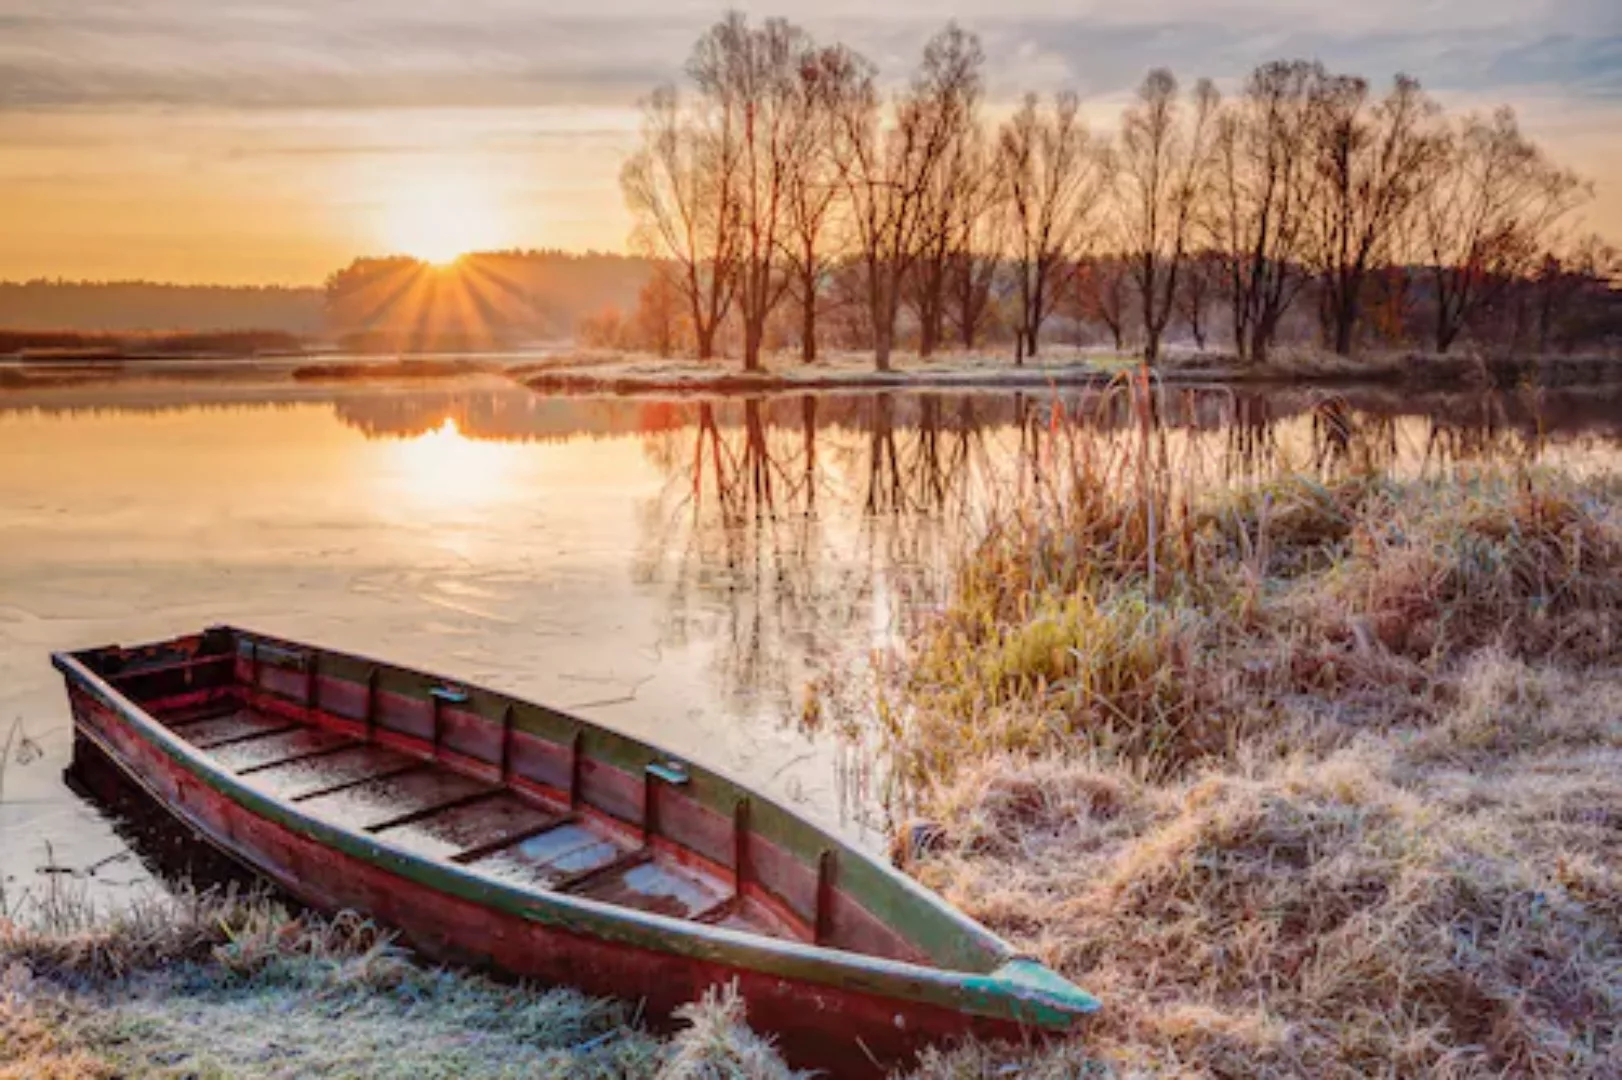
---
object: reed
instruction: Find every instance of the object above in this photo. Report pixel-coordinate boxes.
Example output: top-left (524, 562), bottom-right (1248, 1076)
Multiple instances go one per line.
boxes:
top-left (888, 377), bottom-right (1622, 1076)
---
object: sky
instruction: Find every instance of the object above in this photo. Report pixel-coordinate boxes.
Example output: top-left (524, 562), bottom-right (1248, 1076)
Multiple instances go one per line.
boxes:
top-left (0, 1), bottom-right (1617, 285)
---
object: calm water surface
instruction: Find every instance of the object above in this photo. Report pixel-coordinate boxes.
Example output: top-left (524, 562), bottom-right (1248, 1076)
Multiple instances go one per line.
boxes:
top-left (2, 374), bottom-right (1619, 900)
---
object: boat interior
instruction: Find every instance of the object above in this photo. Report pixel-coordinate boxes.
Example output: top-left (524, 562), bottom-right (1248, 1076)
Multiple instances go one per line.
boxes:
top-left (72, 627), bottom-right (1002, 973)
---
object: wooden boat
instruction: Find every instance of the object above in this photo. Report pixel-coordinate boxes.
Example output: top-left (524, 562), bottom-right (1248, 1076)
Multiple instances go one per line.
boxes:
top-left (54, 626), bottom-right (1096, 1072)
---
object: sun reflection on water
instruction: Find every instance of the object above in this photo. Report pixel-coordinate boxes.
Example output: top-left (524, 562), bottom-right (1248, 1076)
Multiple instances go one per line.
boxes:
top-left (383, 416), bottom-right (522, 509)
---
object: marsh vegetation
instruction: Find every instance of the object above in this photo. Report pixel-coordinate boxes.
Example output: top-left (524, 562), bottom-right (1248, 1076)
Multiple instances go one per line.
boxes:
top-left (884, 375), bottom-right (1622, 1076)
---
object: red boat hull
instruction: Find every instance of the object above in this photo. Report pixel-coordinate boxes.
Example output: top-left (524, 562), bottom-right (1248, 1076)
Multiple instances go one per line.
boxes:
top-left (67, 684), bottom-right (1043, 1073)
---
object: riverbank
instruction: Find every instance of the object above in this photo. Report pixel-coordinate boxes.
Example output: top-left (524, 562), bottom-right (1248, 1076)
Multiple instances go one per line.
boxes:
top-left (515, 349), bottom-right (1129, 395)
top-left (0, 884), bottom-right (1088, 1078)
top-left (1163, 347), bottom-right (1622, 389)
top-left (884, 403), bottom-right (1622, 1076)
top-left (7, 345), bottom-right (1619, 398)
top-left (0, 355), bottom-right (507, 390)
top-left (518, 347), bottom-right (1622, 397)
top-left (0, 885), bottom-right (766, 1077)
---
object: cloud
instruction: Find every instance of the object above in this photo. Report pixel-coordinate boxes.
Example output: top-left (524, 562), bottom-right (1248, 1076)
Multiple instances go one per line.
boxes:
top-left (1, 0), bottom-right (1618, 111)
top-left (1, 0), bottom-right (1617, 279)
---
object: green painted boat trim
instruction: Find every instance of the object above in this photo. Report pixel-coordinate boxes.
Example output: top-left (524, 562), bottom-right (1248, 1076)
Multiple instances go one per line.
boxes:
top-left (53, 640), bottom-right (1101, 1028)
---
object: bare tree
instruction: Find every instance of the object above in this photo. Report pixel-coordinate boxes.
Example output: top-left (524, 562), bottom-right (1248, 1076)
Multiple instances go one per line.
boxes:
top-left (944, 131), bottom-right (1008, 350)
top-left (909, 85), bottom-right (987, 358)
top-left (1116, 69), bottom-right (1220, 364)
top-left (781, 44), bottom-right (865, 364)
top-left (633, 271), bottom-right (685, 357)
top-left (621, 85), bottom-right (742, 360)
top-left (623, 31), bottom-right (1617, 367)
top-left (1310, 73), bottom-right (1442, 356)
top-left (687, 13), bottom-right (816, 372)
top-left (1530, 233), bottom-right (1620, 353)
top-left (834, 24), bottom-right (984, 371)
top-left (998, 92), bottom-right (1111, 363)
top-left (1420, 107), bottom-right (1589, 353)
top-left (1212, 60), bottom-right (1327, 365)
top-left (1073, 254), bottom-right (1134, 351)
top-left (1175, 249), bottom-right (1220, 350)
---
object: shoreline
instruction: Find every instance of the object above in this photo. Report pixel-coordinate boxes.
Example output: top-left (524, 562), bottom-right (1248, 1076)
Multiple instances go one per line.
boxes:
top-left (7, 348), bottom-right (1622, 396)
top-left (518, 350), bottom-right (1622, 397)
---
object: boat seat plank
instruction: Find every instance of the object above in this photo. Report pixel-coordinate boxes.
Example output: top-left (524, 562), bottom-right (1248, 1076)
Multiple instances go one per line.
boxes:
top-left (172, 709), bottom-right (294, 750)
top-left (373, 793), bottom-right (559, 862)
top-left (244, 744), bottom-right (418, 801)
top-left (211, 726), bottom-right (356, 773)
top-left (364, 788), bottom-right (505, 834)
top-left (291, 763), bottom-right (430, 803)
top-left (298, 768), bottom-right (494, 832)
top-left (471, 822), bottom-right (627, 887)
top-left (572, 857), bottom-right (728, 920)
top-left (709, 908), bottom-right (800, 941)
top-left (155, 699), bottom-right (244, 729)
top-left (554, 848), bottom-right (653, 892)
top-left (237, 738), bottom-right (366, 777)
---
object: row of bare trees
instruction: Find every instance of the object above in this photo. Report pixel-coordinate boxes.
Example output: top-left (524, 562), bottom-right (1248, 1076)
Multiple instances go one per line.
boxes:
top-left (621, 14), bottom-right (1610, 369)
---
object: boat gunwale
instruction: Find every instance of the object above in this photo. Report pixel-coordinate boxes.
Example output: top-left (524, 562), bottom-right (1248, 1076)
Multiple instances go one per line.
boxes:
top-left (52, 635), bottom-right (1100, 1029)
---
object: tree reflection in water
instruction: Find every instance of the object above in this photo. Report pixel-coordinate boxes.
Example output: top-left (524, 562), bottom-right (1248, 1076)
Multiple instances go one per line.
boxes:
top-left (317, 381), bottom-right (1622, 826)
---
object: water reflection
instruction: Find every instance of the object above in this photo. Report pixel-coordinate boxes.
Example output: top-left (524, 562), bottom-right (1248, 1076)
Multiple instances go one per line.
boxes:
top-left (383, 417), bottom-right (526, 509)
top-left (4, 377), bottom-right (1621, 888)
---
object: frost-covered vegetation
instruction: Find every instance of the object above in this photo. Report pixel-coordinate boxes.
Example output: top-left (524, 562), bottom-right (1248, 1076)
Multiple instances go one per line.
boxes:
top-left (887, 377), bottom-right (1622, 1076)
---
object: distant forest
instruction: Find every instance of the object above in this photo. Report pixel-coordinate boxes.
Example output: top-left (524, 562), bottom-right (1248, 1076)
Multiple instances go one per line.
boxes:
top-left (321, 250), bottom-right (652, 351)
top-left (0, 281), bottom-right (325, 335)
top-left (0, 252), bottom-right (653, 352)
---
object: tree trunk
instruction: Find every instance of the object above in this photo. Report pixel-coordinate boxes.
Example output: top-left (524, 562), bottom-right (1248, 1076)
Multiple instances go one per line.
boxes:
top-left (1250, 326), bottom-right (1270, 367)
top-left (1435, 304), bottom-right (1459, 355)
top-left (1332, 304), bottom-right (1355, 355)
top-left (1331, 278), bottom-right (1360, 356)
top-left (800, 290), bottom-right (818, 364)
top-left (874, 276), bottom-right (900, 373)
top-left (696, 323), bottom-right (716, 361)
top-left (919, 305), bottom-right (939, 359)
top-left (874, 324), bottom-right (893, 372)
top-left (742, 320), bottom-right (762, 372)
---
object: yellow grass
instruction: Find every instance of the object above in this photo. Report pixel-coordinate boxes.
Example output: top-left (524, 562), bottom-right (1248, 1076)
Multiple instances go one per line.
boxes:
top-left (890, 379), bottom-right (1622, 1076)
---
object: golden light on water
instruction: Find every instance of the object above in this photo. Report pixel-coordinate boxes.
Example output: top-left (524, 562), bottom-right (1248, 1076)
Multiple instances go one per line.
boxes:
top-left (385, 417), bottom-right (521, 507)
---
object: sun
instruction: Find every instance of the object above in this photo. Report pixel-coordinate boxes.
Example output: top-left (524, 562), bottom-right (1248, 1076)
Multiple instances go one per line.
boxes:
top-left (379, 172), bottom-right (510, 265)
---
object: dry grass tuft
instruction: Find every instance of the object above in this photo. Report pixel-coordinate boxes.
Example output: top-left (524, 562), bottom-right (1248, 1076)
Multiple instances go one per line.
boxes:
top-left (913, 748), bottom-right (1622, 1077)
top-left (894, 392), bottom-right (1622, 787)
top-left (891, 385), bottom-right (1622, 1077)
top-left (0, 967), bottom-right (111, 1079)
top-left (901, 1037), bottom-right (1105, 1078)
top-left (658, 983), bottom-right (810, 1080)
top-left (1, 887), bottom-right (675, 1077)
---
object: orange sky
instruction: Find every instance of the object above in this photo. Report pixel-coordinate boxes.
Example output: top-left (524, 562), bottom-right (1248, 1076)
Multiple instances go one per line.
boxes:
top-left (0, 106), bottom-right (638, 285)
top-left (1, 2), bottom-right (1617, 286)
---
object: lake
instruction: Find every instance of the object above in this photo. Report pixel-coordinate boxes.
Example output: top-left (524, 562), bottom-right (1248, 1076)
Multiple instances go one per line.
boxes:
top-left (3, 373), bottom-right (1620, 901)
